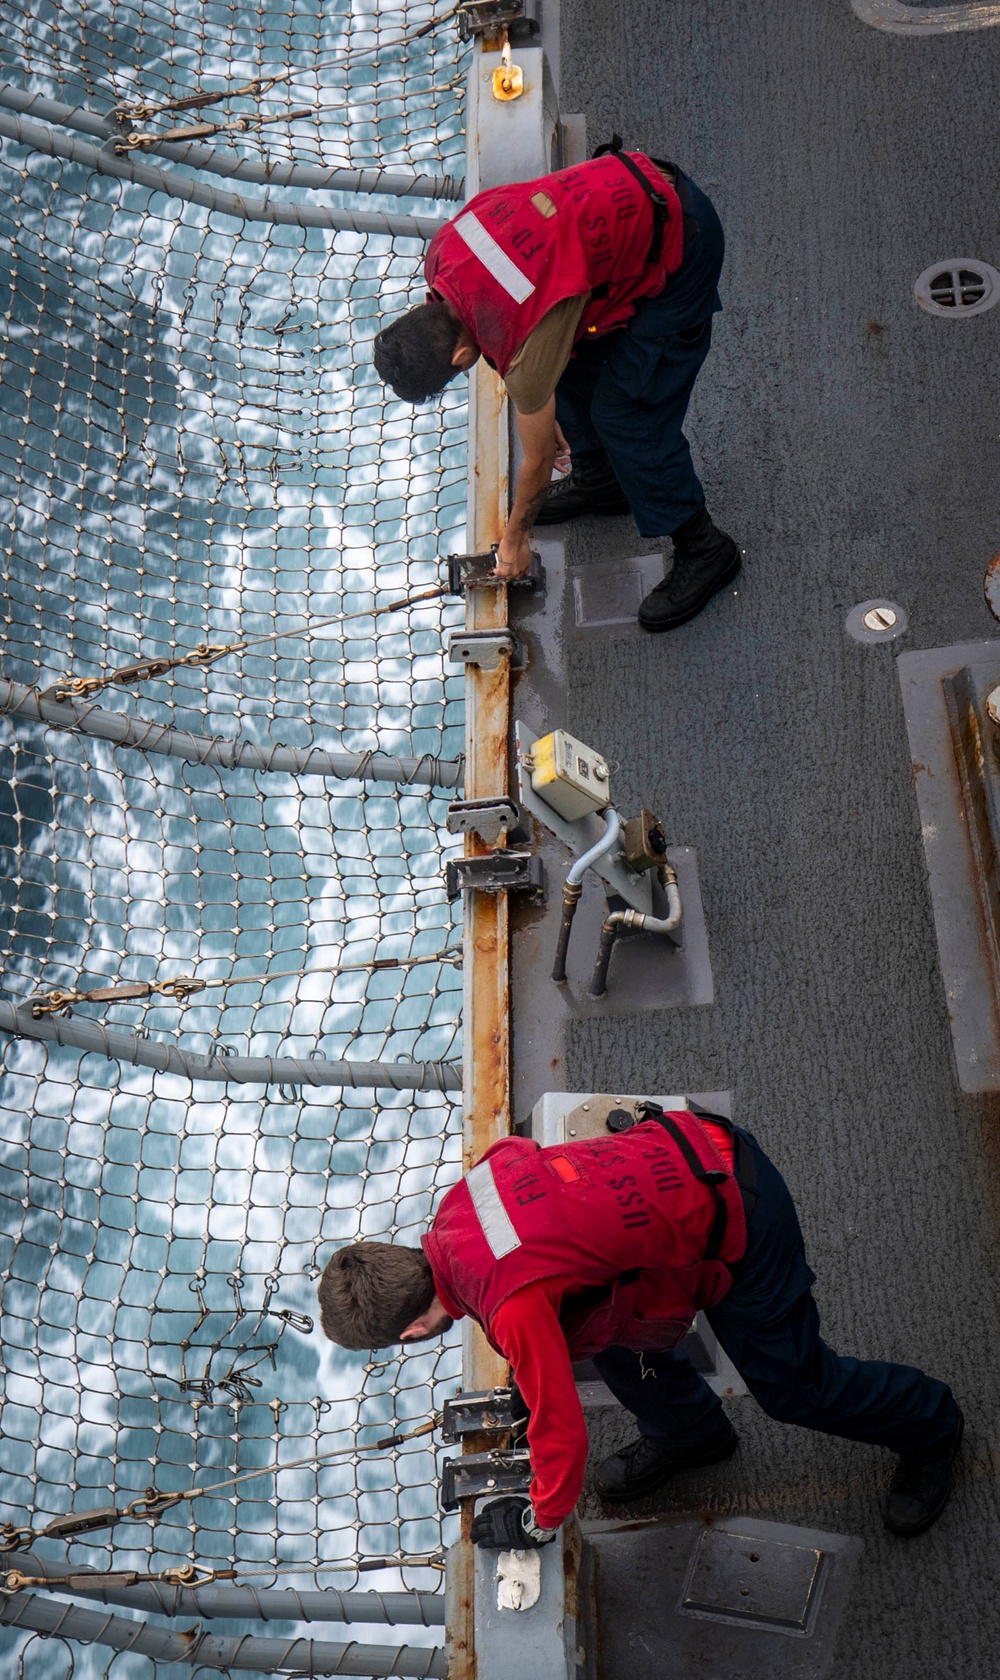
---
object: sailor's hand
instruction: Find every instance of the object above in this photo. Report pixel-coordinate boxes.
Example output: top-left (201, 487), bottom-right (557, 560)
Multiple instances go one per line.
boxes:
top-left (470, 1495), bottom-right (556, 1549)
top-left (553, 421), bottom-right (571, 474)
top-left (494, 529), bottom-right (533, 580)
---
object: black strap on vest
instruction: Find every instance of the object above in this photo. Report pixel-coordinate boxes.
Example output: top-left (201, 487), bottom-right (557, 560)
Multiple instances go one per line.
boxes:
top-left (592, 132), bottom-right (672, 267)
top-left (685, 1101), bottom-right (758, 1225)
top-left (636, 1100), bottom-right (731, 1263)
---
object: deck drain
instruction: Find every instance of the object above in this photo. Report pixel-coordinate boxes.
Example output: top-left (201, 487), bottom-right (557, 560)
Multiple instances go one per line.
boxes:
top-left (846, 599), bottom-right (909, 644)
top-left (914, 258), bottom-right (1000, 317)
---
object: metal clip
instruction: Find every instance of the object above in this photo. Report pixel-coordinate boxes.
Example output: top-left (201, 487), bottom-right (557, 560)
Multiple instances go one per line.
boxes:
top-left (30, 988), bottom-right (81, 1018)
top-left (442, 1387), bottom-right (527, 1443)
top-left (446, 628), bottom-right (519, 673)
top-left (457, 0), bottom-right (538, 41)
top-left (440, 1448), bottom-right (533, 1510)
top-left (1, 1570), bottom-right (35, 1592)
top-left (445, 548), bottom-right (544, 595)
top-left (161, 1562), bottom-right (234, 1588)
top-left (445, 851), bottom-right (545, 903)
top-left (445, 797), bottom-right (528, 847)
top-left (124, 1488), bottom-right (186, 1521)
top-left (160, 978), bottom-right (207, 1002)
top-left (271, 1308), bottom-right (314, 1334)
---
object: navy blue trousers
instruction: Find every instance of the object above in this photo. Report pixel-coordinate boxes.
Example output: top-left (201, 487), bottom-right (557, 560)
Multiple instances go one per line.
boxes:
top-left (593, 1131), bottom-right (959, 1458)
top-left (554, 171), bottom-right (725, 537)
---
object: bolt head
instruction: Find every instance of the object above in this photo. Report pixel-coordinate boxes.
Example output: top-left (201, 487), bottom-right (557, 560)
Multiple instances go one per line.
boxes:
top-left (862, 606), bottom-right (897, 632)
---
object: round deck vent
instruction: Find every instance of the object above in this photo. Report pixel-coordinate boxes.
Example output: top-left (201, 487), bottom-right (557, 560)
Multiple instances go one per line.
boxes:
top-left (914, 259), bottom-right (1000, 317)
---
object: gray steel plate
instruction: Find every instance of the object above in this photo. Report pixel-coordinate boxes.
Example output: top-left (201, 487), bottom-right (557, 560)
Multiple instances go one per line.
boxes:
top-left (585, 1515), bottom-right (861, 1680)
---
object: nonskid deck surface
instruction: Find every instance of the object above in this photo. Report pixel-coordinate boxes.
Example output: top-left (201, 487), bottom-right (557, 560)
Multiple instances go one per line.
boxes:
top-left (520, 2), bottom-right (1000, 1675)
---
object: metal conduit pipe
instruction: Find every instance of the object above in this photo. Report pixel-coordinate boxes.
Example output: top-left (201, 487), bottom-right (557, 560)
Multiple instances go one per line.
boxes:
top-left (74, 1582), bottom-right (447, 1625)
top-left (0, 680), bottom-right (464, 790)
top-left (0, 1585), bottom-right (448, 1676)
top-left (1, 1557), bottom-right (445, 1625)
top-left (0, 1002), bottom-right (462, 1092)
top-left (589, 865), bottom-right (683, 999)
top-left (551, 808), bottom-right (621, 984)
top-left (0, 83), bottom-right (465, 201)
top-left (0, 108), bottom-right (447, 237)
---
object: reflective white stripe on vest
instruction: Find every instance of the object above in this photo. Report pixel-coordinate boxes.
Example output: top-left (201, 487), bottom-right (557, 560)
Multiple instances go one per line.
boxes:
top-left (466, 1160), bottom-right (522, 1259)
top-left (452, 212), bottom-right (535, 305)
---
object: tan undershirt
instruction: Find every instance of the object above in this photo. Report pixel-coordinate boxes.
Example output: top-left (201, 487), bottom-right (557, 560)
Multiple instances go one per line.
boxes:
top-left (504, 293), bottom-right (591, 416)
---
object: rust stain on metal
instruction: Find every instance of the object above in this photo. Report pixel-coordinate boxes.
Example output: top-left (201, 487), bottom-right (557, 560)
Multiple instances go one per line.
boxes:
top-left (453, 323), bottom-right (511, 1680)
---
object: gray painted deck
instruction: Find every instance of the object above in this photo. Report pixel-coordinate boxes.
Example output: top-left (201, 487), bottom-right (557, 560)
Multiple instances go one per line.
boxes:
top-left (529, 1), bottom-right (1000, 1673)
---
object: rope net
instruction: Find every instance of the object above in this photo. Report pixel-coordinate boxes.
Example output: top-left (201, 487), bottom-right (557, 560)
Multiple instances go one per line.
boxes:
top-left (0, 0), bottom-right (471, 1669)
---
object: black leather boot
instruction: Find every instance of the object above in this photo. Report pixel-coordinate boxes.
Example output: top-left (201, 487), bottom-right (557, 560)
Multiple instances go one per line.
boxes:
top-left (884, 1409), bottom-right (964, 1537)
top-left (594, 1417), bottom-right (738, 1502)
top-left (534, 450), bottom-right (631, 525)
top-left (637, 505), bottom-right (741, 632)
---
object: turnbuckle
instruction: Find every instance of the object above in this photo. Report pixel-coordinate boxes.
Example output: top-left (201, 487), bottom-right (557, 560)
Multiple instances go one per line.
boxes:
top-left (30, 976), bottom-right (206, 1019)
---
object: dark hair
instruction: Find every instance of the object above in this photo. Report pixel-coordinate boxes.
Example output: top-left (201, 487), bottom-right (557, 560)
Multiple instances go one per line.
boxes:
top-left (317, 1241), bottom-right (436, 1349)
top-left (373, 302), bottom-right (464, 403)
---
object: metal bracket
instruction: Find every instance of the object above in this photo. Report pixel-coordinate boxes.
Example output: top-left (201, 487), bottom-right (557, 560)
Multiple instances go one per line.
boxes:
top-left (621, 808), bottom-right (669, 874)
top-left (446, 549), bottom-right (545, 596)
top-left (446, 627), bottom-right (520, 672)
top-left (457, 0), bottom-right (540, 41)
top-left (442, 1387), bottom-right (527, 1444)
top-left (446, 797), bottom-right (529, 846)
top-left (441, 1449), bottom-right (533, 1509)
top-left (446, 850), bottom-right (546, 903)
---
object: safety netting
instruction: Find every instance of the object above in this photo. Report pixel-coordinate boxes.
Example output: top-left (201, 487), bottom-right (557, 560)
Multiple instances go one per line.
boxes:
top-left (0, 0), bottom-right (470, 1671)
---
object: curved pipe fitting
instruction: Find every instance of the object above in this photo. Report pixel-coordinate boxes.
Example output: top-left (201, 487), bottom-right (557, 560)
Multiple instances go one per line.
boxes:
top-left (552, 809), bottom-right (621, 984)
top-left (589, 864), bottom-right (683, 998)
top-left (566, 807), bottom-right (621, 887)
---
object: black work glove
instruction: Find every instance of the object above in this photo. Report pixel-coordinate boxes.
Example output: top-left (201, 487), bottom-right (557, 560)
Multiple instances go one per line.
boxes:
top-left (470, 1496), bottom-right (556, 1549)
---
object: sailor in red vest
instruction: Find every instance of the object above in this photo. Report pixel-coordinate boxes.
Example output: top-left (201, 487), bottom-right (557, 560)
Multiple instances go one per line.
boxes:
top-left (372, 138), bottom-right (740, 632)
top-left (318, 1106), bottom-right (962, 1546)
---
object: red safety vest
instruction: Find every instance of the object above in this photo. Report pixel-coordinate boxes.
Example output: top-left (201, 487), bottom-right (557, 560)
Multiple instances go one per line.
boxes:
top-left (424, 152), bottom-right (685, 377)
top-left (422, 1115), bottom-right (746, 1359)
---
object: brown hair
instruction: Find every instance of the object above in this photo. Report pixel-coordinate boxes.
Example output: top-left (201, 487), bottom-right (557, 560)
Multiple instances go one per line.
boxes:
top-left (373, 302), bottom-right (462, 403)
top-left (317, 1241), bottom-right (436, 1349)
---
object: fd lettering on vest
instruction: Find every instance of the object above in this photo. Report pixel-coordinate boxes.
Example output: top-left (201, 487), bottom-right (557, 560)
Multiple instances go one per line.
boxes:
top-left (422, 1118), bottom-right (747, 1360)
top-left (425, 152), bottom-right (685, 377)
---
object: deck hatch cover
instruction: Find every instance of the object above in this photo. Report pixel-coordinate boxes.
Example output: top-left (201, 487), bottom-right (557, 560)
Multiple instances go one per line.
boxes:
top-left (914, 259), bottom-right (1000, 316)
top-left (681, 1528), bottom-right (824, 1633)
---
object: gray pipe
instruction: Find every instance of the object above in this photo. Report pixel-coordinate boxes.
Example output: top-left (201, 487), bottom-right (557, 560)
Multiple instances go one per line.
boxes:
top-left (74, 1582), bottom-right (446, 1626)
top-left (0, 680), bottom-right (464, 790)
top-left (0, 82), bottom-right (464, 201)
top-left (565, 807), bottom-right (621, 887)
top-left (0, 107), bottom-right (446, 237)
top-left (0, 1002), bottom-right (462, 1092)
top-left (0, 1586), bottom-right (447, 1675)
top-left (0, 1558), bottom-right (444, 1625)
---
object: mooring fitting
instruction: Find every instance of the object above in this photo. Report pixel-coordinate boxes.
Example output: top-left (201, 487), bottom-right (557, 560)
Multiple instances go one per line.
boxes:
top-left (551, 807), bottom-right (621, 984)
top-left (589, 862), bottom-right (683, 999)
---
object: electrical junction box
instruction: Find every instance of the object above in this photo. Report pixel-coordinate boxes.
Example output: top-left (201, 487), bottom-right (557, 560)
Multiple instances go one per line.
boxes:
top-left (526, 729), bottom-right (611, 821)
